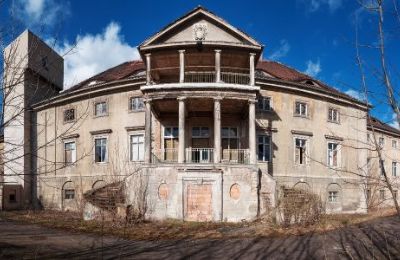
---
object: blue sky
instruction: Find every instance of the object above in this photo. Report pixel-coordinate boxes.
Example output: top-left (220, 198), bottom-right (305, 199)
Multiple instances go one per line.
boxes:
top-left (2, 0), bottom-right (399, 125)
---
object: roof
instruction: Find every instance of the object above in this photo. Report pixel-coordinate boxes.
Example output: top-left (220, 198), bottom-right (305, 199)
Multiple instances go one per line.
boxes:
top-left (367, 116), bottom-right (400, 136)
top-left (63, 59), bottom-right (366, 107)
top-left (256, 60), bottom-right (365, 105)
top-left (139, 6), bottom-right (262, 49)
top-left (65, 61), bottom-right (145, 93)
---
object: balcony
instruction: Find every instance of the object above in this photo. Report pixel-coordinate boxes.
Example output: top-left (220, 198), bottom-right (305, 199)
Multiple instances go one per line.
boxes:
top-left (152, 148), bottom-right (250, 164)
top-left (145, 49), bottom-right (256, 86)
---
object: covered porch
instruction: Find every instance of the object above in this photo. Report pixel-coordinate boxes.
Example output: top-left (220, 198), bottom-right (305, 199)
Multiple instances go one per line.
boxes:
top-left (143, 95), bottom-right (257, 165)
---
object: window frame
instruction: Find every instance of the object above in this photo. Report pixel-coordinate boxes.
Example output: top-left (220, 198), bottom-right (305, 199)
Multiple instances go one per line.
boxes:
top-left (130, 133), bottom-right (145, 162)
top-left (393, 161), bottom-right (398, 177)
top-left (63, 140), bottom-right (77, 166)
top-left (379, 189), bottom-right (385, 200)
top-left (192, 127), bottom-right (210, 138)
top-left (64, 189), bottom-right (75, 200)
top-left (327, 141), bottom-right (340, 168)
top-left (257, 96), bottom-right (272, 112)
top-left (94, 100), bottom-right (108, 117)
top-left (63, 108), bottom-right (76, 123)
top-left (327, 107), bottom-right (340, 123)
top-left (294, 101), bottom-right (308, 118)
top-left (392, 140), bottom-right (398, 149)
top-left (94, 136), bottom-right (108, 164)
top-left (257, 135), bottom-right (271, 162)
top-left (129, 97), bottom-right (145, 112)
top-left (328, 191), bottom-right (339, 203)
top-left (294, 136), bottom-right (309, 165)
top-left (379, 137), bottom-right (385, 148)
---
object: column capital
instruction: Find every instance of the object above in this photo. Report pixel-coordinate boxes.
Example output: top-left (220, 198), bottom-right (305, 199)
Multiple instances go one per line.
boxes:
top-left (215, 49), bottom-right (222, 53)
top-left (143, 98), bottom-right (152, 104)
top-left (248, 98), bottom-right (257, 104)
top-left (249, 52), bottom-right (257, 57)
top-left (213, 96), bottom-right (223, 102)
top-left (178, 49), bottom-right (186, 53)
top-left (145, 53), bottom-right (151, 57)
top-left (177, 96), bottom-right (187, 101)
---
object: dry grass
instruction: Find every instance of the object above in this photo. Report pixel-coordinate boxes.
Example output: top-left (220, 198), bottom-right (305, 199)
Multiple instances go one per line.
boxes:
top-left (0, 208), bottom-right (397, 240)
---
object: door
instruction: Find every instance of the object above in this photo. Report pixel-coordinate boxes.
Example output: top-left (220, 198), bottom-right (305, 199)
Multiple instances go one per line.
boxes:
top-left (185, 183), bottom-right (213, 221)
top-left (192, 138), bottom-right (210, 162)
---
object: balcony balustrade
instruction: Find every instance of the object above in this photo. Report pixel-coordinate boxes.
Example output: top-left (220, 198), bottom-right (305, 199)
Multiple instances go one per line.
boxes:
top-left (152, 148), bottom-right (249, 164)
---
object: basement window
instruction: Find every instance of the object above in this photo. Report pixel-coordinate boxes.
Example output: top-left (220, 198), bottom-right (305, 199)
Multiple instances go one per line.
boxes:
top-left (328, 191), bottom-right (339, 202)
top-left (64, 189), bottom-right (75, 200)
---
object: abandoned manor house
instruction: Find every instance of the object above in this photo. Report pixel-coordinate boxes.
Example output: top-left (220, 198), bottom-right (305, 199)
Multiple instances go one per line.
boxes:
top-left (2, 6), bottom-right (400, 221)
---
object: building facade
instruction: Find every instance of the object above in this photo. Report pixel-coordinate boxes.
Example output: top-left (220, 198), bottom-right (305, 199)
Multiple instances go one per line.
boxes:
top-left (2, 7), bottom-right (397, 221)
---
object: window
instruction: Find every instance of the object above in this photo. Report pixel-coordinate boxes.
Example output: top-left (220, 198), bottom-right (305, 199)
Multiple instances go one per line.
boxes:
top-left (64, 189), bottom-right (75, 200)
top-left (294, 102), bottom-right (308, 117)
top-left (328, 108), bottom-right (340, 123)
top-left (394, 190), bottom-right (398, 201)
top-left (258, 135), bottom-right (271, 161)
top-left (192, 127), bottom-right (210, 138)
top-left (393, 162), bottom-right (397, 177)
top-left (9, 189), bottom-right (17, 203)
top-left (327, 142), bottom-right (339, 167)
top-left (257, 97), bottom-right (271, 111)
top-left (328, 191), bottom-right (338, 202)
top-left (130, 97), bottom-right (144, 111)
top-left (94, 101), bottom-right (108, 116)
top-left (379, 159), bottom-right (385, 176)
top-left (379, 189), bottom-right (385, 200)
top-left (393, 140), bottom-right (398, 149)
top-left (130, 134), bottom-right (144, 161)
top-left (367, 133), bottom-right (370, 142)
top-left (64, 141), bottom-right (76, 165)
top-left (295, 138), bottom-right (307, 165)
top-left (94, 138), bottom-right (107, 163)
top-left (64, 108), bottom-right (75, 122)
top-left (164, 127), bottom-right (179, 161)
top-left (379, 137), bottom-right (385, 147)
top-left (222, 127), bottom-right (238, 149)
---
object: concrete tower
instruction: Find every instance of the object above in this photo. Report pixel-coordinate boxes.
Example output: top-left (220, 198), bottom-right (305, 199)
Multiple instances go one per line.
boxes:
top-left (2, 30), bottom-right (63, 209)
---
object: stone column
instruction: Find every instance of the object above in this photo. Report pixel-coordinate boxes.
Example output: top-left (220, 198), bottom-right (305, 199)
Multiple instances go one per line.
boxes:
top-left (214, 97), bottom-right (222, 163)
top-left (215, 50), bottom-right (221, 83)
top-left (249, 53), bottom-right (256, 86)
top-left (249, 98), bottom-right (257, 164)
top-left (145, 53), bottom-right (151, 85)
top-left (144, 99), bottom-right (152, 163)
top-left (179, 50), bottom-right (185, 83)
top-left (178, 97), bottom-right (186, 163)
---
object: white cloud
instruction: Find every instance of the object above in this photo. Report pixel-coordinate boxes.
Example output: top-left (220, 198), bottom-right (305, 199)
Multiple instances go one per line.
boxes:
top-left (268, 39), bottom-right (290, 60)
top-left (53, 22), bottom-right (140, 88)
top-left (15, 0), bottom-right (68, 26)
top-left (304, 59), bottom-right (321, 77)
top-left (301, 0), bottom-right (343, 12)
top-left (389, 113), bottom-right (400, 129)
top-left (344, 89), bottom-right (366, 101)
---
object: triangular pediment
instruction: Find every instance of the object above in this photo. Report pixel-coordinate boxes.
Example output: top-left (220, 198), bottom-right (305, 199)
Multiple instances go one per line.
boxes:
top-left (140, 6), bottom-right (262, 49)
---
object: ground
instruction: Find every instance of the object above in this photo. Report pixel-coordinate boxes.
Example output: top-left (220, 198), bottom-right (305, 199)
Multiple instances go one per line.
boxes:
top-left (0, 211), bottom-right (399, 259)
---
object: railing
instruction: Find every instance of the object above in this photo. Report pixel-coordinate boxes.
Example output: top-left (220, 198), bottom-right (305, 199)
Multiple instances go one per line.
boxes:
top-left (221, 72), bottom-right (250, 85)
top-left (152, 148), bottom-right (249, 164)
top-left (184, 71), bottom-right (215, 83)
top-left (152, 148), bottom-right (178, 163)
top-left (186, 148), bottom-right (214, 163)
top-left (221, 149), bottom-right (250, 164)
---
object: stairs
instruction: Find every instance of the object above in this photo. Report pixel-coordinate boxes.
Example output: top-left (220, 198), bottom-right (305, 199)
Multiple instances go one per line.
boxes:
top-left (83, 182), bottom-right (125, 212)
